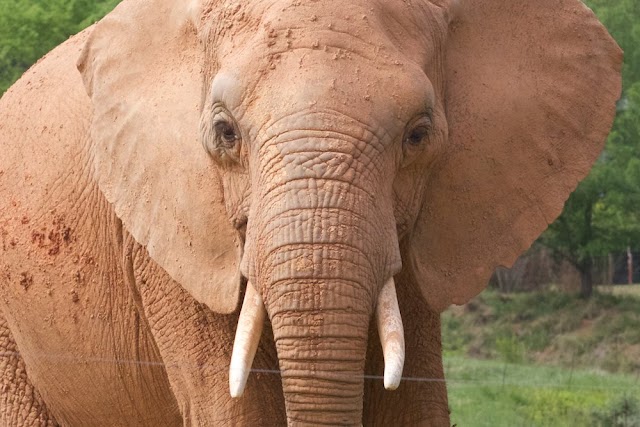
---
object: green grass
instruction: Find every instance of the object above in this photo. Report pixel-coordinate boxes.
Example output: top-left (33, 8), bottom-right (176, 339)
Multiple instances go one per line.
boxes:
top-left (445, 356), bottom-right (640, 427)
top-left (599, 285), bottom-right (640, 298)
top-left (442, 290), bottom-right (640, 374)
top-left (442, 291), bottom-right (640, 425)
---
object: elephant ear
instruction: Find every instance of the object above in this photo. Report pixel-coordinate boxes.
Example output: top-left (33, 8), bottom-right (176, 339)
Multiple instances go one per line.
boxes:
top-left (409, 0), bottom-right (622, 311)
top-left (77, 0), bottom-right (242, 313)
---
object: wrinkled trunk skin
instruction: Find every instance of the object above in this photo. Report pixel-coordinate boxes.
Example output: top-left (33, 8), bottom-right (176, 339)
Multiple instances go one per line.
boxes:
top-left (256, 199), bottom-right (382, 425)
top-left (270, 278), bottom-right (371, 425)
top-left (245, 137), bottom-right (398, 425)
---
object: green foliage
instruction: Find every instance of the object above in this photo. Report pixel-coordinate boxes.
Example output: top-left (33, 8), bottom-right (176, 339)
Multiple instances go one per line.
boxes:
top-left (441, 314), bottom-right (471, 356)
top-left (495, 335), bottom-right (524, 364)
top-left (587, 0), bottom-right (640, 89)
top-left (591, 395), bottom-right (640, 427)
top-left (539, 0), bottom-right (640, 290)
top-left (0, 0), bottom-right (121, 94)
top-left (442, 290), bottom-right (640, 373)
top-left (526, 389), bottom-right (601, 426)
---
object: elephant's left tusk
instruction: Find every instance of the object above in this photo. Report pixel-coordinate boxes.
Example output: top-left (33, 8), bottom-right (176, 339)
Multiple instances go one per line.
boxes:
top-left (229, 281), bottom-right (266, 398)
top-left (376, 277), bottom-right (405, 390)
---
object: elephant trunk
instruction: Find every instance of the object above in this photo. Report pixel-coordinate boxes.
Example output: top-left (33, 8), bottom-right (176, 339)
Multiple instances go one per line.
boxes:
top-left (271, 278), bottom-right (371, 425)
top-left (234, 159), bottom-right (403, 424)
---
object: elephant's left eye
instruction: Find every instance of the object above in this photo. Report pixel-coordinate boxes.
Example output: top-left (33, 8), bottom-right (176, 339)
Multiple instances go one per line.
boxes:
top-left (403, 115), bottom-right (432, 147)
top-left (399, 113), bottom-right (435, 168)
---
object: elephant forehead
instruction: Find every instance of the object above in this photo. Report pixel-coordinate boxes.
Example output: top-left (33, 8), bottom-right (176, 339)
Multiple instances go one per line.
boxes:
top-left (207, 0), bottom-right (440, 142)
top-left (217, 49), bottom-right (434, 139)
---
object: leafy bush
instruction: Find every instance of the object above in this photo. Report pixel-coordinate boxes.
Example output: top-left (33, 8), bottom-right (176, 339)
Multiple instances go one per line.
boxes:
top-left (591, 395), bottom-right (640, 427)
top-left (442, 290), bottom-right (640, 373)
top-left (0, 0), bottom-right (121, 93)
top-left (495, 335), bottom-right (524, 364)
top-left (526, 389), bottom-right (603, 426)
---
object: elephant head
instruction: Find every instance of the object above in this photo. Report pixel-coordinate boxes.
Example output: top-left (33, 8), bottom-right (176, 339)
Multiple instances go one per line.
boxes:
top-left (78, 0), bottom-right (621, 424)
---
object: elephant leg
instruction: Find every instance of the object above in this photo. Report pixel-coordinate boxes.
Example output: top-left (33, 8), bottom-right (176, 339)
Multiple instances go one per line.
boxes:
top-left (128, 237), bottom-right (286, 426)
top-left (363, 268), bottom-right (450, 426)
top-left (0, 312), bottom-right (57, 427)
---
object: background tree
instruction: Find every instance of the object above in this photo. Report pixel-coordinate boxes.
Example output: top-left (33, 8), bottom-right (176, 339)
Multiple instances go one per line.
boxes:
top-left (0, 0), bottom-right (120, 93)
top-left (539, 0), bottom-right (640, 297)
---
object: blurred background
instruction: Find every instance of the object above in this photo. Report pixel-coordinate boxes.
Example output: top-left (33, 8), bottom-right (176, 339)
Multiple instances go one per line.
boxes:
top-left (1, 0), bottom-right (638, 425)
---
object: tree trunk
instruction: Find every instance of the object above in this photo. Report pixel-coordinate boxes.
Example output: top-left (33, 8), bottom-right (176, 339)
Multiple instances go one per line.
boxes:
top-left (579, 258), bottom-right (593, 298)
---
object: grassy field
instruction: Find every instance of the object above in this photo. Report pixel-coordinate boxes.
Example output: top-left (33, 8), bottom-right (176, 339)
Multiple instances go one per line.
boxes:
top-left (442, 290), bottom-right (640, 373)
top-left (445, 356), bottom-right (640, 426)
top-left (599, 284), bottom-right (640, 298)
top-left (442, 290), bottom-right (640, 425)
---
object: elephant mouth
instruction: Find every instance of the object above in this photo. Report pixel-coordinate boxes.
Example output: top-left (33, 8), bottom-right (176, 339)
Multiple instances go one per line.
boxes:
top-left (228, 277), bottom-right (405, 398)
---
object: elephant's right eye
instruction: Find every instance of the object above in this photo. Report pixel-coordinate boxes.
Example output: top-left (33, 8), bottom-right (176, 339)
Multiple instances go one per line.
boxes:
top-left (214, 120), bottom-right (239, 147)
top-left (201, 104), bottom-right (243, 166)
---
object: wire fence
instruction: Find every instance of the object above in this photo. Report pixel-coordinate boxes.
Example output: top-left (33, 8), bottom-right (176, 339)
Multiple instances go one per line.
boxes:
top-left (2, 350), bottom-right (638, 390)
top-left (3, 349), bottom-right (639, 426)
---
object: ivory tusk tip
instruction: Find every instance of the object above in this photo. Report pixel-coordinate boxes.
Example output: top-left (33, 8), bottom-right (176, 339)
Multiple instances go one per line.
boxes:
top-left (383, 368), bottom-right (402, 390)
top-left (382, 342), bottom-right (404, 391)
top-left (377, 277), bottom-right (405, 391)
top-left (229, 369), bottom-right (247, 398)
top-left (229, 282), bottom-right (265, 399)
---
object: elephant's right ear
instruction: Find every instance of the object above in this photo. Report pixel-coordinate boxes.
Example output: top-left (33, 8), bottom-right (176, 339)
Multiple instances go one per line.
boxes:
top-left (408, 0), bottom-right (622, 312)
top-left (77, 0), bottom-right (243, 314)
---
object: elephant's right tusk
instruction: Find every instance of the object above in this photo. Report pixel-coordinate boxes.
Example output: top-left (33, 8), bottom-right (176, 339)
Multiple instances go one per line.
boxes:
top-left (376, 277), bottom-right (405, 390)
top-left (229, 281), bottom-right (266, 398)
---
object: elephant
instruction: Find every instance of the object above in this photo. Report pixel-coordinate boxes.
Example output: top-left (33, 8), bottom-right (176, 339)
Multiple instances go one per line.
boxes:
top-left (0, 0), bottom-right (621, 425)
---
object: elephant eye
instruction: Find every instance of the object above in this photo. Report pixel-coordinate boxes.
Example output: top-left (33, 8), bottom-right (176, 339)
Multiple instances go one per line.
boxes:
top-left (405, 126), bottom-right (429, 146)
top-left (403, 115), bottom-right (432, 147)
top-left (400, 113), bottom-right (435, 168)
top-left (201, 104), bottom-right (243, 166)
top-left (214, 120), bottom-right (238, 147)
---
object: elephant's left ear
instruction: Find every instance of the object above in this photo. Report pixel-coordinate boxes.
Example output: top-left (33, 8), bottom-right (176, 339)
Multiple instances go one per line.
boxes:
top-left (77, 0), bottom-right (242, 314)
top-left (408, 0), bottom-right (622, 312)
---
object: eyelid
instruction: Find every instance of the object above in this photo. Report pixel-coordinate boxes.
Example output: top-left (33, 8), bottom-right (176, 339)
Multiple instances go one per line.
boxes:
top-left (211, 102), bottom-right (234, 119)
top-left (404, 114), bottom-right (433, 140)
top-left (202, 101), bottom-right (244, 166)
top-left (211, 103), bottom-right (240, 131)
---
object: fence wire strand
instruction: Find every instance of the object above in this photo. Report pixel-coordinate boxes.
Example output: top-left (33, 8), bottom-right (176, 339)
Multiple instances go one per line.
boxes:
top-left (1, 351), bottom-right (637, 391)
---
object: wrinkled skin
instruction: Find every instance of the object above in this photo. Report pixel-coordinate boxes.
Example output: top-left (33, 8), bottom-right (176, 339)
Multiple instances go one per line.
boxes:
top-left (0, 0), bottom-right (621, 425)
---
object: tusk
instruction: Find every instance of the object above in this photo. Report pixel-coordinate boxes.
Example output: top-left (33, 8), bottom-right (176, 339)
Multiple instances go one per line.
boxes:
top-left (376, 277), bottom-right (405, 390)
top-left (229, 282), bottom-right (266, 398)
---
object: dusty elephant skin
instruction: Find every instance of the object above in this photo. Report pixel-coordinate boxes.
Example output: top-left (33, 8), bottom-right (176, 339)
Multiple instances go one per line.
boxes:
top-left (0, 0), bottom-right (621, 425)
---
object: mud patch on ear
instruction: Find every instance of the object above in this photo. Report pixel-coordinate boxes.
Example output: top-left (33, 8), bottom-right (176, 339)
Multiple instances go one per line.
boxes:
top-left (79, 0), bottom-right (242, 313)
